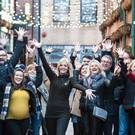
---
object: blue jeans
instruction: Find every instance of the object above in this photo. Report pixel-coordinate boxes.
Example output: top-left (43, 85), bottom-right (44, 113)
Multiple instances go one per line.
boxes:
top-left (71, 115), bottom-right (81, 124)
top-left (119, 105), bottom-right (129, 135)
top-left (31, 113), bottom-right (42, 135)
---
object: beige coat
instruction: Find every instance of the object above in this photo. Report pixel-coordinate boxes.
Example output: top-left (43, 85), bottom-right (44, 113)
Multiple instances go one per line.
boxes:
top-left (70, 89), bottom-right (82, 117)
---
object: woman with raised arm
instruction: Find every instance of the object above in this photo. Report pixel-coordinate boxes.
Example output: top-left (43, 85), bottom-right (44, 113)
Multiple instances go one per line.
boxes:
top-left (33, 40), bottom-right (95, 135)
top-left (1, 67), bottom-right (37, 135)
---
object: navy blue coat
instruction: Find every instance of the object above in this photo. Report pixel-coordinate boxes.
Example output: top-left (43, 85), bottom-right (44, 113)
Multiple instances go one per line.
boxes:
top-left (0, 40), bottom-right (25, 111)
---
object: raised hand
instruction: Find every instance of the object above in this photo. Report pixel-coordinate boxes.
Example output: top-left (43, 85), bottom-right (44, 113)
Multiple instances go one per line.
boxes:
top-left (45, 47), bottom-right (53, 54)
top-left (74, 45), bottom-right (80, 53)
top-left (92, 43), bottom-right (101, 53)
top-left (85, 89), bottom-right (96, 100)
top-left (0, 35), bottom-right (8, 48)
top-left (15, 27), bottom-right (27, 41)
top-left (32, 39), bottom-right (41, 48)
top-left (116, 48), bottom-right (125, 58)
top-left (26, 44), bottom-right (36, 58)
top-left (113, 65), bottom-right (121, 76)
top-left (102, 39), bottom-right (113, 51)
top-left (63, 49), bottom-right (68, 58)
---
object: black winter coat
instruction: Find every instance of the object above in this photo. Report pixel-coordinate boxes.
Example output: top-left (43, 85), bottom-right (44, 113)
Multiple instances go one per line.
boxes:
top-left (38, 48), bottom-right (87, 118)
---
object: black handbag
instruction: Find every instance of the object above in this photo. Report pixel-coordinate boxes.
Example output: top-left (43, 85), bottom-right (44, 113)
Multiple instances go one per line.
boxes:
top-left (93, 106), bottom-right (108, 121)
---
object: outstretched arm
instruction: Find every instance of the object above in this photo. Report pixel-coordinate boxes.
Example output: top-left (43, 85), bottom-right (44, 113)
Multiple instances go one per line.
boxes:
top-left (10, 28), bottom-right (27, 67)
top-left (31, 39), bottom-right (57, 80)
top-left (38, 47), bottom-right (56, 80)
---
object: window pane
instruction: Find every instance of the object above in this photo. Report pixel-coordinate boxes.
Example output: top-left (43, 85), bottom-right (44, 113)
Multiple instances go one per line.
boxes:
top-left (53, 0), bottom-right (70, 23)
top-left (81, 0), bottom-right (97, 24)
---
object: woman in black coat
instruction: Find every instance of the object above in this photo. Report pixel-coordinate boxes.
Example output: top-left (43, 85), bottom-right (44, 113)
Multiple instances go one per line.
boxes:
top-left (33, 41), bottom-right (94, 135)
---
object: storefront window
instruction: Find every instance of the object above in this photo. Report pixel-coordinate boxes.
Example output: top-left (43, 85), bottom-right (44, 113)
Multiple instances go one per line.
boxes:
top-left (44, 44), bottom-right (94, 63)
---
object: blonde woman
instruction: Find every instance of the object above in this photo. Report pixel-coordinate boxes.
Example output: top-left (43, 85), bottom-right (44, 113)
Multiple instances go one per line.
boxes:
top-left (33, 40), bottom-right (95, 135)
top-left (80, 59), bottom-right (106, 135)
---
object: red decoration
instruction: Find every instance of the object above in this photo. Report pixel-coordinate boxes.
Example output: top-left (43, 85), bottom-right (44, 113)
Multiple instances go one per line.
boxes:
top-left (42, 32), bottom-right (47, 38)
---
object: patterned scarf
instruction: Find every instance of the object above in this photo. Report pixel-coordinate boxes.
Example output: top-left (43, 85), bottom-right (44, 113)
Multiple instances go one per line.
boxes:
top-left (0, 83), bottom-right (12, 120)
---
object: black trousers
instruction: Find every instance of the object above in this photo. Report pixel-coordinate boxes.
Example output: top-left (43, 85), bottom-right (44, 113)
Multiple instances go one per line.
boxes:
top-left (81, 111), bottom-right (103, 135)
top-left (127, 109), bottom-right (135, 133)
top-left (5, 118), bottom-right (30, 135)
top-left (45, 115), bottom-right (70, 135)
top-left (103, 115), bottom-right (119, 135)
top-left (0, 120), bottom-right (5, 135)
top-left (73, 121), bottom-right (83, 135)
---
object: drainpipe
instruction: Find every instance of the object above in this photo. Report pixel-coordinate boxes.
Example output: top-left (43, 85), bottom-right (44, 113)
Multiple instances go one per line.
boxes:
top-left (123, 6), bottom-right (126, 47)
top-left (132, 0), bottom-right (135, 56)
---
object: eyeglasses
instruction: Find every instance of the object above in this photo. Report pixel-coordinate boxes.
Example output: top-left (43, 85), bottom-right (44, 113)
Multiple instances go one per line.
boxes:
top-left (101, 60), bottom-right (111, 64)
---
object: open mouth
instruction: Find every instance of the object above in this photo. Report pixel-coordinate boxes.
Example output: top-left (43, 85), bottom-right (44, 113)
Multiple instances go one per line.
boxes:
top-left (16, 79), bottom-right (22, 82)
top-left (92, 69), bottom-right (97, 71)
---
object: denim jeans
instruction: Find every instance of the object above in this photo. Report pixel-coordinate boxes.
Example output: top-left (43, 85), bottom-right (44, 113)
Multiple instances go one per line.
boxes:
top-left (71, 115), bottom-right (81, 124)
top-left (71, 115), bottom-right (83, 135)
top-left (31, 113), bottom-right (42, 135)
top-left (119, 105), bottom-right (129, 135)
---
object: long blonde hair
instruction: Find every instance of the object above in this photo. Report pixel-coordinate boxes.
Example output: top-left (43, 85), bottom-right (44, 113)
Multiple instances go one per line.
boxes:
top-left (56, 58), bottom-right (73, 77)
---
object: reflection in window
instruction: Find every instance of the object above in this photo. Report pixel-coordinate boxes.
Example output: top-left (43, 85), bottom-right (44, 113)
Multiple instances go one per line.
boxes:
top-left (53, 0), bottom-right (70, 23)
top-left (81, 0), bottom-right (97, 24)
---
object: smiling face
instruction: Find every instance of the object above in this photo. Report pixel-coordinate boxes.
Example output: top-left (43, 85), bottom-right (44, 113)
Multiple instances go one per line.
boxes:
top-left (101, 56), bottom-right (112, 71)
top-left (90, 62), bottom-right (100, 75)
top-left (58, 61), bottom-right (69, 75)
top-left (80, 64), bottom-right (89, 77)
top-left (14, 70), bottom-right (24, 85)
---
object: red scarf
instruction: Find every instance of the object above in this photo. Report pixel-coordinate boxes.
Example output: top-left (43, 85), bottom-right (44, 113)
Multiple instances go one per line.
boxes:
top-left (127, 73), bottom-right (135, 83)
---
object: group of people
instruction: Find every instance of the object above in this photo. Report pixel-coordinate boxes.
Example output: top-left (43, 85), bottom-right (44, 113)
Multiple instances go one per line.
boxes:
top-left (69, 39), bottom-right (135, 135)
top-left (0, 27), bottom-right (134, 135)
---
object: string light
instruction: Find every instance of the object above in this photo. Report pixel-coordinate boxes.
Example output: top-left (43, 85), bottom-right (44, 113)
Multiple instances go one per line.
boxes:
top-left (0, 0), bottom-right (126, 30)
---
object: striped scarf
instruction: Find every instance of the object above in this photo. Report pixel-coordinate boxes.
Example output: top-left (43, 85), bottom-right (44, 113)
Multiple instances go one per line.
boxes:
top-left (0, 83), bottom-right (12, 120)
